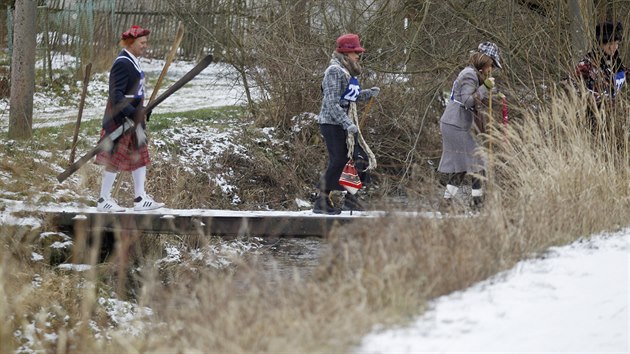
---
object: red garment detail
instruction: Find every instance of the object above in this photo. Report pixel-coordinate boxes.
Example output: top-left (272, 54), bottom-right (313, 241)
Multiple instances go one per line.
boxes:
top-left (122, 25), bottom-right (150, 40)
top-left (336, 34), bottom-right (365, 53)
top-left (94, 129), bottom-right (150, 171)
top-left (338, 159), bottom-right (363, 194)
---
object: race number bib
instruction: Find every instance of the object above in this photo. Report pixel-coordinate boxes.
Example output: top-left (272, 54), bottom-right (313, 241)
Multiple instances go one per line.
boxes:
top-left (137, 71), bottom-right (145, 98)
top-left (342, 77), bottom-right (361, 102)
top-left (615, 71), bottom-right (626, 91)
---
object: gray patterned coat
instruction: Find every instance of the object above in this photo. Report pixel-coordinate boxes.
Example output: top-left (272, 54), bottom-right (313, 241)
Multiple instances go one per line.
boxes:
top-left (317, 58), bottom-right (376, 130)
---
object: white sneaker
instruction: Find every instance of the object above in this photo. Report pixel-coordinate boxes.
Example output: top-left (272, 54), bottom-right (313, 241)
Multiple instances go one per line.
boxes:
top-left (133, 194), bottom-right (165, 211)
top-left (96, 197), bottom-right (126, 212)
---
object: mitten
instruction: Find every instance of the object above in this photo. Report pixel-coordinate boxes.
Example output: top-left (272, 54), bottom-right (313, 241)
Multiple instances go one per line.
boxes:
top-left (370, 87), bottom-right (380, 97)
top-left (347, 124), bottom-right (359, 134)
top-left (136, 124), bottom-right (147, 147)
top-left (483, 77), bottom-right (495, 89)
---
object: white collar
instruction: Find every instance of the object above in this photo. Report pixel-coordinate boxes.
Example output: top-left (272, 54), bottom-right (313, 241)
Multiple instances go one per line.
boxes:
top-left (123, 48), bottom-right (141, 67)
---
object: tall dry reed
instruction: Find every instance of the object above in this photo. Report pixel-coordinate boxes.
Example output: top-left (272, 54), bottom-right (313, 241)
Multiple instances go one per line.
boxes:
top-left (1, 91), bottom-right (628, 352)
top-left (113, 91), bottom-right (628, 352)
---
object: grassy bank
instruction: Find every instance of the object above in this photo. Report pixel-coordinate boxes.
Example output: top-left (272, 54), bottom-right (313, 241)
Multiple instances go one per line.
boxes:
top-left (1, 93), bottom-right (628, 352)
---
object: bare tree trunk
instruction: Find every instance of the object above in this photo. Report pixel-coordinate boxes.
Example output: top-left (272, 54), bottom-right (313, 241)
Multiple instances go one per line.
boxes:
top-left (568, 0), bottom-right (593, 62)
top-left (9, 0), bottom-right (37, 140)
top-left (285, 0), bottom-right (309, 121)
top-left (594, 0), bottom-right (616, 22)
top-left (0, 0), bottom-right (9, 49)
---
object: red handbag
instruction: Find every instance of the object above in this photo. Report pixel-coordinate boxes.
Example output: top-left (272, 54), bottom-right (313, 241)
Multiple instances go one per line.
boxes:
top-left (339, 159), bottom-right (362, 194)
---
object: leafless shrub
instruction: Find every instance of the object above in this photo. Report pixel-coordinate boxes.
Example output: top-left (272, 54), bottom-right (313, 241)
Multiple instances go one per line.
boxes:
top-left (2, 2), bottom-right (630, 353)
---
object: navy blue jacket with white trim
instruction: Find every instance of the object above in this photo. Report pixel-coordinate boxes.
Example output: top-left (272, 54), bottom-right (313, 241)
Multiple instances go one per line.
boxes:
top-left (102, 50), bottom-right (143, 133)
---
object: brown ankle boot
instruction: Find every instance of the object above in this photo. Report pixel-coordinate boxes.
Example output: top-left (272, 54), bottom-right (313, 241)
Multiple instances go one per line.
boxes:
top-left (313, 195), bottom-right (341, 215)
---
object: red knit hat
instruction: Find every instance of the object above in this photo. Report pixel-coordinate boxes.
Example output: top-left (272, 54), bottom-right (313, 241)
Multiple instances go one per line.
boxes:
top-left (121, 25), bottom-right (150, 40)
top-left (336, 34), bottom-right (365, 53)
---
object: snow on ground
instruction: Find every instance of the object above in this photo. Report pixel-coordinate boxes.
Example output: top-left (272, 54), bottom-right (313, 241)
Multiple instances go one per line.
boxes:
top-left (358, 229), bottom-right (629, 354)
top-left (0, 54), bottom-right (268, 209)
top-left (0, 54), bottom-right (253, 131)
top-left (2, 54), bottom-right (628, 353)
top-left (0, 197), bottom-right (444, 223)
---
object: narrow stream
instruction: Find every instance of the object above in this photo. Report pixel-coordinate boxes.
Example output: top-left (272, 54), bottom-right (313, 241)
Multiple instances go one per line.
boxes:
top-left (256, 237), bottom-right (330, 281)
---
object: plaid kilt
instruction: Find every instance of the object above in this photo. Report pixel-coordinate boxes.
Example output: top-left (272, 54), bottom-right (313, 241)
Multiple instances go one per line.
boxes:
top-left (94, 128), bottom-right (150, 171)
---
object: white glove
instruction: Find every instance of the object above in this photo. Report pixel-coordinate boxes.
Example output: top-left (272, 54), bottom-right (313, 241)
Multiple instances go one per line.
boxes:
top-left (370, 87), bottom-right (380, 97)
top-left (347, 124), bottom-right (359, 134)
top-left (136, 124), bottom-right (147, 146)
top-left (122, 117), bottom-right (134, 132)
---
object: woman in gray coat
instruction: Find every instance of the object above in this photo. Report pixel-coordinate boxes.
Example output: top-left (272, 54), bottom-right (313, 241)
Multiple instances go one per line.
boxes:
top-left (438, 42), bottom-right (502, 209)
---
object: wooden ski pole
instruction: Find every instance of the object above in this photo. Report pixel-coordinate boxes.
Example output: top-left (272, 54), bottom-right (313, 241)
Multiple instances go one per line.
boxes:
top-left (56, 55), bottom-right (214, 183)
top-left (69, 62), bottom-right (92, 164)
top-left (148, 22), bottom-right (185, 104)
top-left (113, 22), bottom-right (185, 198)
top-left (359, 97), bottom-right (375, 130)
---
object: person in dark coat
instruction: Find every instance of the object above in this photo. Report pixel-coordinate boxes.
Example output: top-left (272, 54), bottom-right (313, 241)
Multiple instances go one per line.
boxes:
top-left (437, 42), bottom-right (502, 209)
top-left (314, 33), bottom-right (380, 214)
top-left (94, 25), bottom-right (164, 212)
top-left (571, 21), bottom-right (627, 133)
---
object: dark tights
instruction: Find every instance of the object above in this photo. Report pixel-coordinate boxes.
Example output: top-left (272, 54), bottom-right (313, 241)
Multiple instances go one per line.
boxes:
top-left (318, 123), bottom-right (370, 194)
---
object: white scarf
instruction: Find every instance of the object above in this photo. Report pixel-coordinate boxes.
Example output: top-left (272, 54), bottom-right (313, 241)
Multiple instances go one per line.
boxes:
top-left (330, 55), bottom-right (377, 170)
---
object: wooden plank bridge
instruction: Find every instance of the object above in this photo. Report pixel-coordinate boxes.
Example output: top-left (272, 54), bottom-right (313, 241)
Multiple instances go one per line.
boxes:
top-left (44, 207), bottom-right (439, 238)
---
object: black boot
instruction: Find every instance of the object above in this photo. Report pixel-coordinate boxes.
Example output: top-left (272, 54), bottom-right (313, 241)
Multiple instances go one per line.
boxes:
top-left (313, 195), bottom-right (341, 215)
top-left (342, 193), bottom-right (365, 211)
top-left (471, 196), bottom-right (484, 210)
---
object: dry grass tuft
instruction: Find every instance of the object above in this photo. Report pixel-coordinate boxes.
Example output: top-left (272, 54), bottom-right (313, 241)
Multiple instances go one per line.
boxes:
top-left (1, 91), bottom-right (629, 352)
top-left (128, 92), bottom-right (629, 352)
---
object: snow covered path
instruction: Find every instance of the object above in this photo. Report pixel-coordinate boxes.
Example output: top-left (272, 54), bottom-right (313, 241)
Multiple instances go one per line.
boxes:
top-left (358, 229), bottom-right (629, 353)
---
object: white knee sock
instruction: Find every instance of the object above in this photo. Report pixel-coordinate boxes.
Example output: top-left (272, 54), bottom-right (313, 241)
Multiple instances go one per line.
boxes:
top-left (100, 171), bottom-right (117, 199)
top-left (132, 166), bottom-right (146, 198)
top-left (444, 184), bottom-right (459, 199)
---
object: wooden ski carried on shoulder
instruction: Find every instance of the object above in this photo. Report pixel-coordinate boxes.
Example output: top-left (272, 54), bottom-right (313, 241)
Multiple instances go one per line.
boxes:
top-left (57, 54), bottom-right (213, 183)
